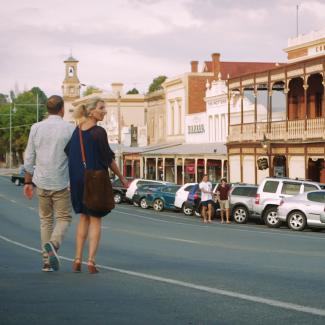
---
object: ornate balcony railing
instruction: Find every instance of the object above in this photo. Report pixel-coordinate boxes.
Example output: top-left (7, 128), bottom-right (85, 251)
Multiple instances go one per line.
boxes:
top-left (228, 118), bottom-right (325, 142)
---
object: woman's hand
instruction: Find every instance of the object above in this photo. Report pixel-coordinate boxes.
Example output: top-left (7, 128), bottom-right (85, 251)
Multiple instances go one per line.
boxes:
top-left (120, 176), bottom-right (129, 188)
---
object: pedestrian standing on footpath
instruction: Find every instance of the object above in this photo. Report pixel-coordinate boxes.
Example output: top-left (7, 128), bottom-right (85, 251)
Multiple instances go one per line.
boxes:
top-left (199, 174), bottom-right (214, 224)
top-left (216, 178), bottom-right (231, 224)
top-left (24, 95), bottom-right (74, 272)
top-left (66, 97), bottom-right (128, 274)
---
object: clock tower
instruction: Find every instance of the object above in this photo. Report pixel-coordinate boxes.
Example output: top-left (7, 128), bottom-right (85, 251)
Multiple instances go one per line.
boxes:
top-left (62, 55), bottom-right (81, 121)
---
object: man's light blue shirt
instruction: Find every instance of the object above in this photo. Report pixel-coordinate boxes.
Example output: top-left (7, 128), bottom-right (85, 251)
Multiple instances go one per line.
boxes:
top-left (24, 115), bottom-right (74, 191)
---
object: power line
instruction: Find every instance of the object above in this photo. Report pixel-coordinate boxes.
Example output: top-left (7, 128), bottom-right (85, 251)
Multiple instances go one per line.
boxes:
top-left (0, 123), bottom-right (33, 130)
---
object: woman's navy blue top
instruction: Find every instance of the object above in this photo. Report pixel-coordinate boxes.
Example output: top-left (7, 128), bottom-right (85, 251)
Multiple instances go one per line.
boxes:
top-left (65, 125), bottom-right (115, 217)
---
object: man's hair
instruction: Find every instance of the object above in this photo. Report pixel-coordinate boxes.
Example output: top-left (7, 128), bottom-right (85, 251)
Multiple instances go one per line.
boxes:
top-left (202, 174), bottom-right (208, 180)
top-left (47, 95), bottom-right (64, 114)
top-left (221, 178), bottom-right (227, 183)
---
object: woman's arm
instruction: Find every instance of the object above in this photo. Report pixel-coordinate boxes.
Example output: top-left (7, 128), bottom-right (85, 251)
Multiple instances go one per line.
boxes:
top-left (109, 160), bottom-right (128, 188)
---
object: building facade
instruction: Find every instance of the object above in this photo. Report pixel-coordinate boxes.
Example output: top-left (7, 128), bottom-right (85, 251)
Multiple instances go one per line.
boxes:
top-left (62, 56), bottom-right (81, 122)
top-left (227, 30), bottom-right (325, 184)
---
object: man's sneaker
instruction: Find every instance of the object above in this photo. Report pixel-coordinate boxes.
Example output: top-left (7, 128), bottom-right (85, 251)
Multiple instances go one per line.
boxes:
top-left (44, 242), bottom-right (60, 271)
top-left (42, 263), bottom-right (53, 272)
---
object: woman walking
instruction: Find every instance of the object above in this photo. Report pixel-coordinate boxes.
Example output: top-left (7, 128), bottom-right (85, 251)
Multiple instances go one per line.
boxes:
top-left (66, 97), bottom-right (127, 273)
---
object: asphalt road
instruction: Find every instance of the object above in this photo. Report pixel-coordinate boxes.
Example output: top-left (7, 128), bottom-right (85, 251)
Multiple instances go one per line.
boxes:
top-left (1, 175), bottom-right (325, 325)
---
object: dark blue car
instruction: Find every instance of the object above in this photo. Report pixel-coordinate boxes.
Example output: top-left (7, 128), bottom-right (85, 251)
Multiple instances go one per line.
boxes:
top-left (145, 185), bottom-right (181, 212)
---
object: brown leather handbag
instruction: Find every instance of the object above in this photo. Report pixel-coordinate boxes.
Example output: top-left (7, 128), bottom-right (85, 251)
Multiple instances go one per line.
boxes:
top-left (79, 127), bottom-right (115, 212)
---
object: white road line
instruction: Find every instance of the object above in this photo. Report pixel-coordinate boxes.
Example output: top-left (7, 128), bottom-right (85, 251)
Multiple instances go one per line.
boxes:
top-left (102, 225), bottom-right (325, 256)
top-left (10, 199), bottom-right (16, 203)
top-left (0, 234), bottom-right (324, 317)
top-left (114, 208), bottom-right (325, 241)
top-left (102, 226), bottom-right (200, 244)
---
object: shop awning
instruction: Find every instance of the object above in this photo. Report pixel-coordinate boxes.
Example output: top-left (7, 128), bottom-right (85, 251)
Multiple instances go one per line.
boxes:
top-left (140, 143), bottom-right (227, 156)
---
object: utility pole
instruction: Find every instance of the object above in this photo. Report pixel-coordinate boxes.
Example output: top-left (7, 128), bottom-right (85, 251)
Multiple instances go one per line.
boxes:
top-left (36, 93), bottom-right (39, 122)
top-left (9, 102), bottom-right (13, 169)
top-left (296, 4), bottom-right (299, 37)
top-left (117, 91), bottom-right (122, 171)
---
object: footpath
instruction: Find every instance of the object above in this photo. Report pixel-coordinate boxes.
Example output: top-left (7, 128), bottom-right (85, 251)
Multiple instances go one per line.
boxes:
top-left (0, 168), bottom-right (18, 176)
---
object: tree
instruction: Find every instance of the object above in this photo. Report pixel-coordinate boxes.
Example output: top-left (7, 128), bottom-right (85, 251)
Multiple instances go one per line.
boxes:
top-left (148, 75), bottom-right (167, 93)
top-left (126, 88), bottom-right (139, 95)
top-left (0, 93), bottom-right (8, 105)
top-left (83, 86), bottom-right (102, 96)
top-left (0, 88), bottom-right (48, 166)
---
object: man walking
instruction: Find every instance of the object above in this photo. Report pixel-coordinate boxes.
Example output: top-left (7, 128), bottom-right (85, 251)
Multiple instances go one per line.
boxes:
top-left (199, 174), bottom-right (214, 224)
top-left (24, 95), bottom-right (74, 272)
top-left (216, 178), bottom-right (231, 224)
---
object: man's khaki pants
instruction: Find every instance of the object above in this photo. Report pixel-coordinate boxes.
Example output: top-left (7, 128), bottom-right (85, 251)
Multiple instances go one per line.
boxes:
top-left (37, 187), bottom-right (72, 263)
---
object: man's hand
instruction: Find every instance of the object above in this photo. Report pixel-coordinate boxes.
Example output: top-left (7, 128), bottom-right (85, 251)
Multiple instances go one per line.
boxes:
top-left (23, 184), bottom-right (34, 200)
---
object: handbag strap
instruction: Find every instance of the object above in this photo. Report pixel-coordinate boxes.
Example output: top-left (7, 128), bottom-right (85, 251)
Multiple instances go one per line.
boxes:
top-left (78, 126), bottom-right (87, 169)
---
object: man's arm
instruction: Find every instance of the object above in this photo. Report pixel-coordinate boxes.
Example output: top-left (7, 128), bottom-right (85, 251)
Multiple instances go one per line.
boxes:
top-left (23, 126), bottom-right (36, 199)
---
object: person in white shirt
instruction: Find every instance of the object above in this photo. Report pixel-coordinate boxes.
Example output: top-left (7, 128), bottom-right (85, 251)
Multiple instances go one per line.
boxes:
top-left (199, 174), bottom-right (213, 223)
top-left (24, 95), bottom-right (74, 272)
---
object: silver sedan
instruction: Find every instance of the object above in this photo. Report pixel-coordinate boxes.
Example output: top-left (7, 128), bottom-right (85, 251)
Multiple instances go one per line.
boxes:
top-left (277, 190), bottom-right (325, 231)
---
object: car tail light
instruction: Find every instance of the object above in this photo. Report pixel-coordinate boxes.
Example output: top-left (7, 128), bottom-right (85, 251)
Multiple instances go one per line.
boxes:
top-left (255, 194), bottom-right (260, 205)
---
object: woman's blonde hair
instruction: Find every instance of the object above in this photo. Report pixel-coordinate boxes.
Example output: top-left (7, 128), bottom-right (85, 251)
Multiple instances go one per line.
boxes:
top-left (73, 97), bottom-right (104, 121)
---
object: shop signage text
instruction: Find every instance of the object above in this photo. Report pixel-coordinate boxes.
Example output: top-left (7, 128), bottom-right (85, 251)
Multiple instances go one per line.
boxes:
top-left (188, 124), bottom-right (205, 134)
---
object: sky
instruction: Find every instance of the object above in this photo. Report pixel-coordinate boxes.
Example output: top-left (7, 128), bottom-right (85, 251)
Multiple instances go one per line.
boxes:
top-left (0, 0), bottom-right (324, 97)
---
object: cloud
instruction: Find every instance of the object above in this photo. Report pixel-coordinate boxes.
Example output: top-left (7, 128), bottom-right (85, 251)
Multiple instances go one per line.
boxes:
top-left (0, 0), bottom-right (324, 96)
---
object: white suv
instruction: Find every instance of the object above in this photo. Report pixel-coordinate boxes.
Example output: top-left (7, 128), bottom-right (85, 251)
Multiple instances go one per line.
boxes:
top-left (125, 179), bottom-right (172, 203)
top-left (174, 183), bottom-right (197, 215)
top-left (254, 177), bottom-right (325, 228)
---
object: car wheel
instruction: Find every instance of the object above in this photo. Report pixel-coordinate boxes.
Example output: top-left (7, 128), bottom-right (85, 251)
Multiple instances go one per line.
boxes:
top-left (113, 193), bottom-right (122, 204)
top-left (15, 179), bottom-right (20, 186)
top-left (182, 203), bottom-right (193, 216)
top-left (153, 199), bottom-right (164, 212)
top-left (287, 211), bottom-right (306, 231)
top-left (233, 206), bottom-right (248, 224)
top-left (140, 198), bottom-right (149, 209)
top-left (264, 207), bottom-right (281, 228)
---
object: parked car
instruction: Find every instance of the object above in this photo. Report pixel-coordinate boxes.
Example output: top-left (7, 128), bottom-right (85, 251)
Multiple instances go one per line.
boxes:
top-left (11, 165), bottom-right (25, 186)
top-left (126, 179), bottom-right (173, 204)
top-left (112, 177), bottom-right (134, 204)
top-left (254, 177), bottom-right (325, 228)
top-left (230, 185), bottom-right (258, 224)
top-left (145, 185), bottom-right (181, 212)
top-left (184, 183), bottom-right (220, 218)
top-left (132, 184), bottom-right (168, 209)
top-left (174, 183), bottom-right (197, 215)
top-left (277, 190), bottom-right (325, 231)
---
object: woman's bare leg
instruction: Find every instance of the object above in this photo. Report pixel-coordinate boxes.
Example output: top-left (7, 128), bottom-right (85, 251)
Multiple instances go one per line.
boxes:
top-left (88, 216), bottom-right (102, 263)
top-left (75, 214), bottom-right (89, 261)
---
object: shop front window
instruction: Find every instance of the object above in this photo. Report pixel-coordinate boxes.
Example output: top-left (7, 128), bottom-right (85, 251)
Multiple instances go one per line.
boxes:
top-left (207, 159), bottom-right (221, 182)
top-left (184, 159), bottom-right (195, 183)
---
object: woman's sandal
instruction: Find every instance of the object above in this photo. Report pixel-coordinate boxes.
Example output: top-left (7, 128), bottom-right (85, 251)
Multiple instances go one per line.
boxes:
top-left (72, 258), bottom-right (82, 273)
top-left (87, 260), bottom-right (99, 274)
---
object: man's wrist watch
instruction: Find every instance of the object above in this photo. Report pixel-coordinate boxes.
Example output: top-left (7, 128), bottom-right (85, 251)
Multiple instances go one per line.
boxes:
top-left (24, 182), bottom-right (33, 185)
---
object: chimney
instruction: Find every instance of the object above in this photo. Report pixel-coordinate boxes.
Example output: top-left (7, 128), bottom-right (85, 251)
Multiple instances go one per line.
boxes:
top-left (111, 82), bottom-right (123, 95)
top-left (190, 60), bottom-right (198, 73)
top-left (211, 53), bottom-right (221, 77)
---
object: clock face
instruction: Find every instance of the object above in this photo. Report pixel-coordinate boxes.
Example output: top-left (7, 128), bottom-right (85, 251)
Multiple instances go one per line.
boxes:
top-left (68, 66), bottom-right (74, 77)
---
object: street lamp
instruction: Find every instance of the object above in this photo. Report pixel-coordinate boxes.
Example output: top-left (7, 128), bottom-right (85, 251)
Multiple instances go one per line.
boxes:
top-left (258, 133), bottom-right (271, 172)
top-left (261, 134), bottom-right (270, 153)
top-left (9, 103), bottom-right (17, 169)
